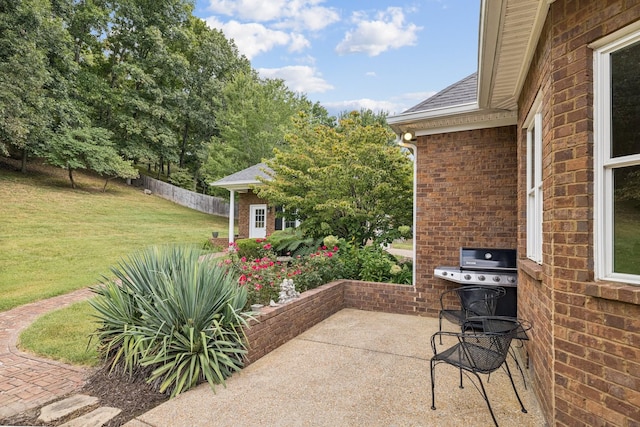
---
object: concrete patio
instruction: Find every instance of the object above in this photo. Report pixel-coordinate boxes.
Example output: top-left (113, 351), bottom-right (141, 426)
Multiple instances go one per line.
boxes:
top-left (124, 309), bottom-right (545, 426)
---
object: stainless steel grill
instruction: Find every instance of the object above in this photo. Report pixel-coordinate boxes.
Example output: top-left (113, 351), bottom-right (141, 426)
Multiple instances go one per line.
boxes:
top-left (434, 247), bottom-right (518, 317)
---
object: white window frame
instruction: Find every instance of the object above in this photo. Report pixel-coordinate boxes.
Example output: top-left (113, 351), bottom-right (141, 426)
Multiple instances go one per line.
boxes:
top-left (525, 93), bottom-right (543, 264)
top-left (593, 24), bottom-right (640, 285)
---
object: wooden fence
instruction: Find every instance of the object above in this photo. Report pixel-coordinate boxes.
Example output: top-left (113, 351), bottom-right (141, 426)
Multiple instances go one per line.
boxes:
top-left (133, 175), bottom-right (235, 218)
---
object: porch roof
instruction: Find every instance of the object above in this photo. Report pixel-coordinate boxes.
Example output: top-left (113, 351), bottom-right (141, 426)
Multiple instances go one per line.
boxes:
top-left (209, 163), bottom-right (273, 192)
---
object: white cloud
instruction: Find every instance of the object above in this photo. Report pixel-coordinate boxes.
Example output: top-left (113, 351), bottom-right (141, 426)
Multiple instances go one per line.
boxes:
top-left (365, 71), bottom-right (377, 77)
top-left (205, 17), bottom-right (306, 59)
top-left (322, 98), bottom-right (402, 115)
top-left (335, 7), bottom-right (422, 56)
top-left (323, 90), bottom-right (438, 116)
top-left (289, 33), bottom-right (311, 53)
top-left (206, 0), bottom-right (288, 21)
top-left (397, 90), bottom-right (437, 105)
top-left (257, 66), bottom-right (334, 93)
top-left (205, 0), bottom-right (339, 31)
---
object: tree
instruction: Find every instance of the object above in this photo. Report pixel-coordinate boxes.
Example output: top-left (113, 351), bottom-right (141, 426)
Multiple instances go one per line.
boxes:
top-left (45, 126), bottom-right (138, 190)
top-left (0, 0), bottom-right (58, 170)
top-left (258, 110), bottom-right (413, 247)
top-left (203, 73), bottom-right (336, 195)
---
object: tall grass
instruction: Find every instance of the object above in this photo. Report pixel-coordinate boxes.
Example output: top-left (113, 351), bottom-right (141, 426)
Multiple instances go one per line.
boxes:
top-left (0, 158), bottom-right (229, 312)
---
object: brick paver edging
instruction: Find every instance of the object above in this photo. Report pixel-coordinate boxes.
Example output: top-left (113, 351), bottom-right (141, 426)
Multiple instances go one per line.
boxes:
top-left (0, 288), bottom-right (95, 418)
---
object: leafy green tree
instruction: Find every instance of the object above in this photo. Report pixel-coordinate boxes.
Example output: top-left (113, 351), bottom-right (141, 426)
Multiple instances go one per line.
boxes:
top-left (258, 111), bottom-right (413, 247)
top-left (45, 126), bottom-right (138, 190)
top-left (173, 16), bottom-right (251, 189)
top-left (203, 73), bottom-right (335, 194)
top-left (0, 0), bottom-right (58, 170)
top-left (98, 0), bottom-right (194, 170)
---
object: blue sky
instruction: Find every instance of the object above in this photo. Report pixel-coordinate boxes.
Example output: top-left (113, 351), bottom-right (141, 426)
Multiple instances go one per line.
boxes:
top-left (193, 0), bottom-right (480, 116)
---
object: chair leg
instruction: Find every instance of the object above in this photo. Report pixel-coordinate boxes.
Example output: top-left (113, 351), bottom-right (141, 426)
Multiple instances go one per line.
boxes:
top-left (509, 347), bottom-right (527, 390)
top-left (504, 360), bottom-right (528, 414)
top-left (473, 373), bottom-right (499, 427)
top-left (430, 360), bottom-right (437, 410)
top-left (438, 314), bottom-right (443, 345)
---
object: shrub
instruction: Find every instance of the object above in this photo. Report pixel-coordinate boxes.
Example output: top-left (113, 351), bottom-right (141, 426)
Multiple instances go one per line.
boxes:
top-left (234, 238), bottom-right (270, 260)
top-left (221, 254), bottom-right (289, 307)
top-left (90, 245), bottom-right (249, 398)
top-left (289, 246), bottom-right (344, 292)
top-left (266, 228), bottom-right (323, 257)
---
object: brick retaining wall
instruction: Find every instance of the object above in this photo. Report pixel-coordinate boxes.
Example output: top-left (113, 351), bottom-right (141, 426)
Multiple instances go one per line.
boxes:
top-left (244, 280), bottom-right (420, 364)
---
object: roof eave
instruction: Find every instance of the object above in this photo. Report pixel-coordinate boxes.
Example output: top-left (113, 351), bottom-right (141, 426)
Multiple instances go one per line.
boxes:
top-left (208, 180), bottom-right (266, 191)
top-left (477, 0), bottom-right (555, 110)
top-left (387, 102), bottom-right (479, 134)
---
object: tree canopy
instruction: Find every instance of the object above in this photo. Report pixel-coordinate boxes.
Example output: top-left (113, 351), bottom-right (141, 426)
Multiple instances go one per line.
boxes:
top-left (1, 0), bottom-right (327, 191)
top-left (258, 111), bottom-right (413, 247)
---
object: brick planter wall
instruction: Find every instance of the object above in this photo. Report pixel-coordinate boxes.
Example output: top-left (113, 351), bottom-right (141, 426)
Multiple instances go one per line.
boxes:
top-left (243, 280), bottom-right (420, 364)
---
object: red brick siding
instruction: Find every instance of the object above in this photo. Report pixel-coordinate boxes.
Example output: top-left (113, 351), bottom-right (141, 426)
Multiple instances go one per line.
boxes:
top-left (414, 127), bottom-right (518, 317)
top-left (517, 1), bottom-right (640, 425)
top-left (517, 12), bottom-right (556, 422)
top-left (237, 190), bottom-right (276, 239)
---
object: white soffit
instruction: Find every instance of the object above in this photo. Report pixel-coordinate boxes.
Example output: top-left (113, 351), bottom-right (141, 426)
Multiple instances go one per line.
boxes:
top-left (479, 0), bottom-right (553, 110)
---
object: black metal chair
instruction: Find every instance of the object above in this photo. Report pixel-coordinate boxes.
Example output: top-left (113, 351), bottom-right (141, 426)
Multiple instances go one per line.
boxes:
top-left (430, 316), bottom-right (527, 427)
top-left (438, 285), bottom-right (506, 344)
top-left (465, 315), bottom-right (533, 389)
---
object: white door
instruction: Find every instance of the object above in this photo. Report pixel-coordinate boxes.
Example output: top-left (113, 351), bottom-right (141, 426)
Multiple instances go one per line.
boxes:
top-left (249, 204), bottom-right (267, 238)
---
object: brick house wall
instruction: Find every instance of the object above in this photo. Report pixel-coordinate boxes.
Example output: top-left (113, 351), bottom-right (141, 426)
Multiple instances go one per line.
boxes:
top-left (516, 1), bottom-right (640, 425)
top-left (237, 189), bottom-right (276, 239)
top-left (414, 127), bottom-right (518, 317)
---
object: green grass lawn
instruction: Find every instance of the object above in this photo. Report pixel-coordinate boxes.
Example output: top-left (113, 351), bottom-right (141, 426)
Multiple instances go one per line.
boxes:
top-left (18, 301), bottom-right (101, 366)
top-left (391, 239), bottom-right (413, 250)
top-left (0, 158), bottom-right (230, 312)
top-left (2, 158), bottom-right (233, 365)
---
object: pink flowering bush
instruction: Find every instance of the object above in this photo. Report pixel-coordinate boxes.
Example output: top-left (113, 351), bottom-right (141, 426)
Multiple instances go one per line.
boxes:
top-left (222, 236), bottom-right (412, 309)
top-left (288, 245), bottom-right (345, 292)
top-left (222, 241), bottom-right (291, 306)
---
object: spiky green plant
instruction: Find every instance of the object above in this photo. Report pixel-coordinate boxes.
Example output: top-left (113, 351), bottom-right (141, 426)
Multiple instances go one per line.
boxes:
top-left (90, 245), bottom-right (249, 397)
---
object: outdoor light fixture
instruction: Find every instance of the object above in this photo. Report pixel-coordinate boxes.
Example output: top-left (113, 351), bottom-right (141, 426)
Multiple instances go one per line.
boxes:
top-left (402, 130), bottom-right (416, 141)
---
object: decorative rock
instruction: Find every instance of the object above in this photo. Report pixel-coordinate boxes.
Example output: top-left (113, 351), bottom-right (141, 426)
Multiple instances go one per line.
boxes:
top-left (60, 406), bottom-right (122, 427)
top-left (277, 279), bottom-right (299, 304)
top-left (38, 394), bottom-right (99, 423)
top-left (269, 299), bottom-right (278, 307)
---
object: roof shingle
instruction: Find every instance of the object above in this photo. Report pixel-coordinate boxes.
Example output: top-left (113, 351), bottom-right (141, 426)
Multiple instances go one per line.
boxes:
top-left (403, 72), bottom-right (477, 114)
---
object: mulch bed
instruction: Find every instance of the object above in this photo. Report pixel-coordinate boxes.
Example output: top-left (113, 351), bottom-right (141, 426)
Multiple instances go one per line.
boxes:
top-left (0, 366), bottom-right (169, 426)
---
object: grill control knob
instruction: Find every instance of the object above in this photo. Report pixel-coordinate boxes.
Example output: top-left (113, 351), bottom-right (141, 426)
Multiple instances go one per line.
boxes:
top-left (507, 276), bottom-right (517, 284)
top-left (441, 271), bottom-right (447, 276)
top-left (493, 275), bottom-right (501, 282)
top-left (464, 274), bottom-right (472, 280)
top-left (478, 275), bottom-right (485, 281)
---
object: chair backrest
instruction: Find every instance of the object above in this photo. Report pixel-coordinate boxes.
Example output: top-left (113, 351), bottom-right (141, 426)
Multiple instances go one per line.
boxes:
top-left (456, 286), bottom-right (505, 317)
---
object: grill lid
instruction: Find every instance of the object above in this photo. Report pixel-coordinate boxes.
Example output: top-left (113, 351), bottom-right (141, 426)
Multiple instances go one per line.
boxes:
top-left (460, 247), bottom-right (517, 271)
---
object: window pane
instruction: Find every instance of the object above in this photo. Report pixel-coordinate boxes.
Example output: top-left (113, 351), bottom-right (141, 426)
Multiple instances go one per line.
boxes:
top-left (255, 209), bottom-right (265, 228)
top-left (529, 127), bottom-right (536, 185)
top-left (613, 165), bottom-right (640, 274)
top-left (611, 40), bottom-right (640, 158)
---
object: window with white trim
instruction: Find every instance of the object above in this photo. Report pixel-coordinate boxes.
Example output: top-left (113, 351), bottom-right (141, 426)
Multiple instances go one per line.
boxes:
top-left (594, 27), bottom-right (640, 284)
top-left (525, 95), bottom-right (543, 264)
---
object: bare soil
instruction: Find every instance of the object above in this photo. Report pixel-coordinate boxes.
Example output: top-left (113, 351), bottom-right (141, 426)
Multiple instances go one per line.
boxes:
top-left (0, 366), bottom-right (168, 426)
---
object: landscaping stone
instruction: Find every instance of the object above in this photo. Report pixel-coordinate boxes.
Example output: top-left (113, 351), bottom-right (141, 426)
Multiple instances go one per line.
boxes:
top-left (60, 406), bottom-right (121, 427)
top-left (38, 394), bottom-right (99, 423)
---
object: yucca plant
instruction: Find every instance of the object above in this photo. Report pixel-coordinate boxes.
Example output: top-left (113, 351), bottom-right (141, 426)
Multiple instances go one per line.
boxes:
top-left (90, 245), bottom-right (249, 397)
